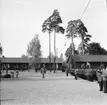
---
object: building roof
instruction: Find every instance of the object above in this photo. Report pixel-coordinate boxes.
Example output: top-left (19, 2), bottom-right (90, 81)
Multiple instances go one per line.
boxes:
top-left (0, 57), bottom-right (63, 63)
top-left (70, 55), bottom-right (107, 62)
top-left (40, 58), bottom-right (63, 63)
top-left (1, 57), bottom-right (30, 63)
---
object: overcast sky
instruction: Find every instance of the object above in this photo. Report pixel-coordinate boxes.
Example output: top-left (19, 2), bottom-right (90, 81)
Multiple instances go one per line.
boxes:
top-left (1, 0), bottom-right (107, 58)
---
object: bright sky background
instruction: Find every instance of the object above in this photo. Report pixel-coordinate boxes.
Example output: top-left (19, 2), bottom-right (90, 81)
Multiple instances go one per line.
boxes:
top-left (1, 0), bottom-right (107, 58)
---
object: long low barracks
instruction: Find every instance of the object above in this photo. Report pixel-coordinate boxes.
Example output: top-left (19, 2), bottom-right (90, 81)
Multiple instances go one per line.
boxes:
top-left (0, 57), bottom-right (63, 70)
top-left (67, 55), bottom-right (107, 69)
top-left (0, 55), bottom-right (107, 70)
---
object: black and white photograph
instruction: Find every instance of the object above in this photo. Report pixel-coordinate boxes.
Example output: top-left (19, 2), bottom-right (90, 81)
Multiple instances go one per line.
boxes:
top-left (0, 0), bottom-right (107, 105)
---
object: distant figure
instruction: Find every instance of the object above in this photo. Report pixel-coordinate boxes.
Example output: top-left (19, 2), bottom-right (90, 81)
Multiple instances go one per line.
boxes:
top-left (16, 70), bottom-right (19, 78)
top-left (97, 69), bottom-right (103, 91)
top-left (11, 72), bottom-right (14, 79)
top-left (86, 64), bottom-right (91, 81)
top-left (43, 64), bottom-right (46, 73)
top-left (102, 68), bottom-right (107, 93)
top-left (41, 64), bottom-right (46, 79)
top-left (35, 64), bottom-right (38, 72)
top-left (74, 68), bottom-right (78, 80)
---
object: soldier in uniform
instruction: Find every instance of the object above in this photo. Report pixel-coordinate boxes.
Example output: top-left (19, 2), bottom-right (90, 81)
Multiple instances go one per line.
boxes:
top-left (16, 70), bottom-right (19, 78)
top-left (102, 67), bottom-right (107, 93)
top-left (11, 71), bottom-right (14, 79)
top-left (65, 62), bottom-right (71, 76)
top-left (97, 68), bottom-right (103, 91)
top-left (41, 64), bottom-right (46, 79)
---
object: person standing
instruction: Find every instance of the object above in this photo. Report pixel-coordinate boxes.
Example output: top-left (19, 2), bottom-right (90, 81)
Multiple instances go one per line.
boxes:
top-left (74, 68), bottom-right (78, 80)
top-left (11, 71), bottom-right (14, 79)
top-left (41, 64), bottom-right (46, 79)
top-left (97, 69), bottom-right (103, 91)
top-left (43, 64), bottom-right (46, 74)
top-left (102, 67), bottom-right (107, 93)
top-left (16, 70), bottom-right (19, 78)
top-left (41, 67), bottom-right (45, 78)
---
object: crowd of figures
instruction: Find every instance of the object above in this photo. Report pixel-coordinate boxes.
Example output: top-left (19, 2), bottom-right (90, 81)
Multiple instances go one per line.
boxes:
top-left (0, 70), bottom-right (19, 79)
top-left (67, 63), bottom-right (107, 93)
top-left (0, 63), bottom-right (20, 79)
top-left (97, 65), bottom-right (107, 93)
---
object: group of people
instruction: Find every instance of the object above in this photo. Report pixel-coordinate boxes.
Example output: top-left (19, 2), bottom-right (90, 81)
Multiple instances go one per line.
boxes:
top-left (69, 62), bottom-right (107, 93)
top-left (97, 67), bottom-right (107, 93)
top-left (11, 70), bottom-right (19, 78)
top-left (84, 62), bottom-right (107, 93)
top-left (0, 70), bottom-right (19, 79)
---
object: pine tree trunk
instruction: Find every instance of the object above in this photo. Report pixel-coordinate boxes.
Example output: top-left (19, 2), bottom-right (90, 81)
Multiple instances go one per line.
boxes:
top-left (81, 37), bottom-right (84, 55)
top-left (49, 32), bottom-right (51, 63)
top-left (71, 34), bottom-right (74, 55)
top-left (54, 30), bottom-right (56, 73)
top-left (49, 32), bottom-right (51, 72)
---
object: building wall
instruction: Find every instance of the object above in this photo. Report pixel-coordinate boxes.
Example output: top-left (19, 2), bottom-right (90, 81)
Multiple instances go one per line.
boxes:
top-left (1, 62), bottom-right (63, 71)
top-left (76, 62), bottom-right (107, 69)
top-left (1, 63), bottom-right (29, 70)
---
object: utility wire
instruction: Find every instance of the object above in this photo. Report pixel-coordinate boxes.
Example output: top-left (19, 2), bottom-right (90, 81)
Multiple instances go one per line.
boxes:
top-left (106, 0), bottom-right (107, 11)
top-left (80, 0), bottom-right (91, 19)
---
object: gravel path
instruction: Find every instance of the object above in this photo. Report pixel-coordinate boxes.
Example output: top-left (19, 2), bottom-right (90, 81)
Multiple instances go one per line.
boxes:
top-left (1, 71), bottom-right (107, 105)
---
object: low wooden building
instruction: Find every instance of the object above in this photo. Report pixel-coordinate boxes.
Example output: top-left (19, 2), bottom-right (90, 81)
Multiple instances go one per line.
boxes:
top-left (67, 55), bottom-right (107, 69)
top-left (0, 57), bottom-right (29, 70)
top-left (40, 58), bottom-right (63, 70)
top-left (0, 57), bottom-right (63, 70)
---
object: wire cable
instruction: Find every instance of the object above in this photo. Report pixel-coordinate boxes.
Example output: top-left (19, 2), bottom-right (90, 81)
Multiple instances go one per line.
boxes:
top-left (106, 0), bottom-right (107, 11)
top-left (80, 0), bottom-right (91, 19)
